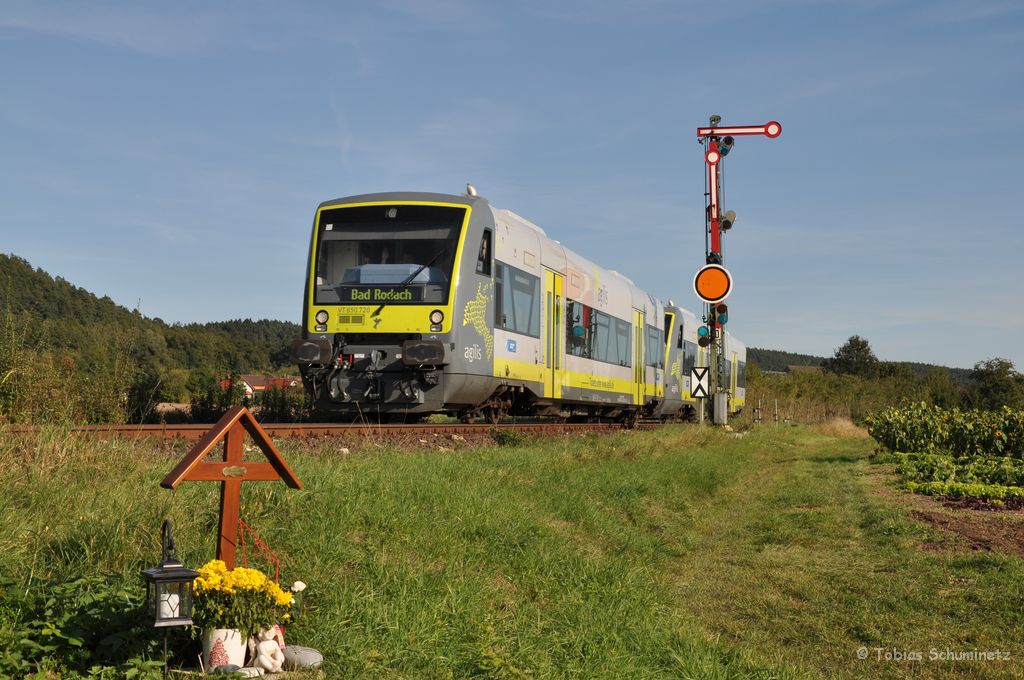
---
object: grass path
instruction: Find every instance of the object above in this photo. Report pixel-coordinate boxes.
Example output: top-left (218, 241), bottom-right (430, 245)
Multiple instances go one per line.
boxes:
top-left (668, 427), bottom-right (1023, 679)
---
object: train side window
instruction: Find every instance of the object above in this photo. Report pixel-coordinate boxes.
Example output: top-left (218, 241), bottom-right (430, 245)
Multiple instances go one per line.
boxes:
top-left (495, 265), bottom-right (504, 327)
top-left (494, 262), bottom-right (540, 337)
top-left (677, 325), bottom-right (684, 349)
top-left (645, 325), bottom-right (663, 368)
top-left (566, 298), bottom-right (631, 366)
top-left (476, 229), bottom-right (492, 276)
top-left (615, 318), bottom-right (631, 366)
top-left (566, 300), bottom-right (588, 357)
top-left (683, 340), bottom-right (697, 374)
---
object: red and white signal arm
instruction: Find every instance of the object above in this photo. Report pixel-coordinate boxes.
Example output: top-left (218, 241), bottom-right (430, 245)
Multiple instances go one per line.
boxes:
top-left (696, 121), bottom-right (782, 138)
top-left (693, 264), bottom-right (733, 304)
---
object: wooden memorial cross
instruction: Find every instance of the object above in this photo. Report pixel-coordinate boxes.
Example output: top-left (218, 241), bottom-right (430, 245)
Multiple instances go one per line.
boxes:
top-left (160, 406), bottom-right (302, 569)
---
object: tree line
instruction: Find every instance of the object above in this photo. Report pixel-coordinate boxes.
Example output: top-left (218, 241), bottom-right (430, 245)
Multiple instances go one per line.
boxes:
top-left (0, 254), bottom-right (301, 423)
top-left (748, 335), bottom-right (1024, 422)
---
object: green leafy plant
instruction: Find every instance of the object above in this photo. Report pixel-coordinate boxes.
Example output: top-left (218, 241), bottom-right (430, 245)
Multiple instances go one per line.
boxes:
top-left (866, 403), bottom-right (1024, 458)
top-left (490, 427), bottom-right (528, 447)
top-left (905, 480), bottom-right (1024, 500)
top-left (0, 574), bottom-right (164, 678)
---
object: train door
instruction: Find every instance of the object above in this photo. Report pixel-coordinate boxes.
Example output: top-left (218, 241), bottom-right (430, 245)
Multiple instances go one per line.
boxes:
top-left (633, 309), bottom-right (644, 404)
top-left (543, 270), bottom-right (564, 399)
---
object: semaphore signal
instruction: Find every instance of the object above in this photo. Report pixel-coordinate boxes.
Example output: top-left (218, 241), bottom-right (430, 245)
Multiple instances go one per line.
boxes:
top-left (695, 115), bottom-right (781, 424)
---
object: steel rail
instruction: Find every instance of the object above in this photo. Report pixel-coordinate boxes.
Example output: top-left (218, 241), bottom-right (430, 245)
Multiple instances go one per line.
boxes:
top-left (2, 421), bottom-right (656, 441)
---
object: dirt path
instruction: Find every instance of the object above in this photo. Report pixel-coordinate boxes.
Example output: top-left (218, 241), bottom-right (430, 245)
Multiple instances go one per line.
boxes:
top-left (865, 467), bottom-right (1024, 558)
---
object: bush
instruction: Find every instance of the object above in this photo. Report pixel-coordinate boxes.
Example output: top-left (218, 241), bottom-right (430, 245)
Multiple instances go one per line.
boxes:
top-left (188, 371), bottom-right (248, 423)
top-left (866, 403), bottom-right (1024, 458)
top-left (0, 309), bottom-right (136, 425)
top-left (0, 574), bottom-right (166, 678)
top-left (256, 385), bottom-right (314, 423)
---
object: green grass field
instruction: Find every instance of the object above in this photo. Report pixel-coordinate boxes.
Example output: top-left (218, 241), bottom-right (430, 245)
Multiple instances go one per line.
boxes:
top-left (1, 423), bottom-right (1021, 678)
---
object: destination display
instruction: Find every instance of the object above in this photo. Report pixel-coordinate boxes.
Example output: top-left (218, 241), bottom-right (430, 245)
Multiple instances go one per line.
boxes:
top-left (337, 286), bottom-right (424, 303)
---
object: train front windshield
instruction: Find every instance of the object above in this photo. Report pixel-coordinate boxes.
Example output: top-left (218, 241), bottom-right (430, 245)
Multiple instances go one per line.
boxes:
top-left (313, 204), bottom-right (466, 306)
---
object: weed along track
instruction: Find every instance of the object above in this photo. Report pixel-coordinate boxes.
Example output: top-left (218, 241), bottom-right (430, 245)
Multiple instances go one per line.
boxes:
top-left (3, 420), bottom-right (655, 443)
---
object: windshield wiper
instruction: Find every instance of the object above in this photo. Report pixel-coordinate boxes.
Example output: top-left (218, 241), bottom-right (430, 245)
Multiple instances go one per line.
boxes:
top-left (371, 246), bottom-right (449, 317)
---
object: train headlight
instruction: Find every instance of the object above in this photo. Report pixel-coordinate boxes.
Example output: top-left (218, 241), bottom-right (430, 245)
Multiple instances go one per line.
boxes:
top-left (429, 310), bottom-right (444, 325)
top-left (315, 310), bottom-right (329, 324)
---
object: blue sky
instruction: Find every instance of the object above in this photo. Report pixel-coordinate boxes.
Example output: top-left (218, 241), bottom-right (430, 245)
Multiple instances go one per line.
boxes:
top-left (1, 0), bottom-right (1022, 369)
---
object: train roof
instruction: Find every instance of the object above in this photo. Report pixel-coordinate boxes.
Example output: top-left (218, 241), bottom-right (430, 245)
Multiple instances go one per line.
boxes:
top-left (491, 207), bottom-right (547, 237)
top-left (317, 191), bottom-right (482, 209)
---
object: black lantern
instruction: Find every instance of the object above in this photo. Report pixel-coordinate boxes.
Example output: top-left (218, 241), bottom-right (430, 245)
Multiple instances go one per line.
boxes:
top-left (141, 520), bottom-right (199, 628)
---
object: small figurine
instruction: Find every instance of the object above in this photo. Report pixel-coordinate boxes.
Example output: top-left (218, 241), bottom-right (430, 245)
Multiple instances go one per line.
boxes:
top-left (251, 626), bottom-right (285, 673)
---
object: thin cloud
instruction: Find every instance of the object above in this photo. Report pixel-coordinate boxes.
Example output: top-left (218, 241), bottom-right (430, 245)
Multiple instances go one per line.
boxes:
top-left (913, 0), bottom-right (1022, 24)
top-left (521, 0), bottom-right (892, 27)
top-left (0, 3), bottom-right (351, 57)
top-left (0, 4), bottom-right (221, 57)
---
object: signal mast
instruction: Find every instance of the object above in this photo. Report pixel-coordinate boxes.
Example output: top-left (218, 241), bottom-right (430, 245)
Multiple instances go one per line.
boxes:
top-left (694, 116), bottom-right (781, 424)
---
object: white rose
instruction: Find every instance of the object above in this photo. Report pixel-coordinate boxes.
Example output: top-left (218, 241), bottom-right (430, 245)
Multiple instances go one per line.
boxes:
top-left (291, 581), bottom-right (307, 593)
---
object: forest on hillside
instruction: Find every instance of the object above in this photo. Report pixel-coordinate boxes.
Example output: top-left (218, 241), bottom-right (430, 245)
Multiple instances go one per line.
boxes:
top-left (1, 254), bottom-right (300, 422)
top-left (746, 347), bottom-right (973, 386)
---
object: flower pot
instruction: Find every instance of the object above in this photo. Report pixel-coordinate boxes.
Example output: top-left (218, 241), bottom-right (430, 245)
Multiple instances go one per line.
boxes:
top-left (202, 627), bottom-right (247, 670)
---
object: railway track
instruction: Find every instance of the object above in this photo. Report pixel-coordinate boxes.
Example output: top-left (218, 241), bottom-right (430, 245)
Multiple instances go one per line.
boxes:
top-left (3, 420), bottom-right (657, 442)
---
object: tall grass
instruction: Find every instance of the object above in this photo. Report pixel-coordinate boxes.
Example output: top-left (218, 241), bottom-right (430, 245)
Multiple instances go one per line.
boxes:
top-left (2, 425), bottom-right (1021, 678)
top-left (0, 307), bottom-right (136, 424)
top-left (747, 366), bottom-right (956, 423)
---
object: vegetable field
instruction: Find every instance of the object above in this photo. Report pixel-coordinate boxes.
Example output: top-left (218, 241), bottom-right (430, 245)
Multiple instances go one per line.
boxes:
top-left (867, 403), bottom-right (1024, 500)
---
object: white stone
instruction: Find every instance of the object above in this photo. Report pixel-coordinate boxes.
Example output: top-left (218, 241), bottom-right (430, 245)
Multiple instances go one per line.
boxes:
top-left (283, 645), bottom-right (324, 670)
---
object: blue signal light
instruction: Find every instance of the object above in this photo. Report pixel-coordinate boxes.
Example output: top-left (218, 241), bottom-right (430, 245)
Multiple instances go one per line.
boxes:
top-left (697, 326), bottom-right (709, 338)
top-left (719, 136), bottom-right (734, 157)
top-left (717, 313), bottom-right (728, 324)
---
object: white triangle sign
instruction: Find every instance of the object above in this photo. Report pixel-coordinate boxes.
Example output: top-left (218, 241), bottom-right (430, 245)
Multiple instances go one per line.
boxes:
top-left (690, 367), bottom-right (710, 399)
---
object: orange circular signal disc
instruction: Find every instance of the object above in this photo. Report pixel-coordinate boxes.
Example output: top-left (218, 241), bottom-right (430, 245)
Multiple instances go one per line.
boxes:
top-left (693, 264), bottom-right (733, 303)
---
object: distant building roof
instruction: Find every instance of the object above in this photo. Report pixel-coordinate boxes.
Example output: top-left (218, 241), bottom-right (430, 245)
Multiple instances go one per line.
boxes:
top-left (238, 374), bottom-right (270, 389)
top-left (266, 377), bottom-right (301, 390)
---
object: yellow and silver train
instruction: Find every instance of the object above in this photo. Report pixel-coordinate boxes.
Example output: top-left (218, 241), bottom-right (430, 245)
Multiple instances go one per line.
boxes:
top-left (292, 191), bottom-right (746, 422)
